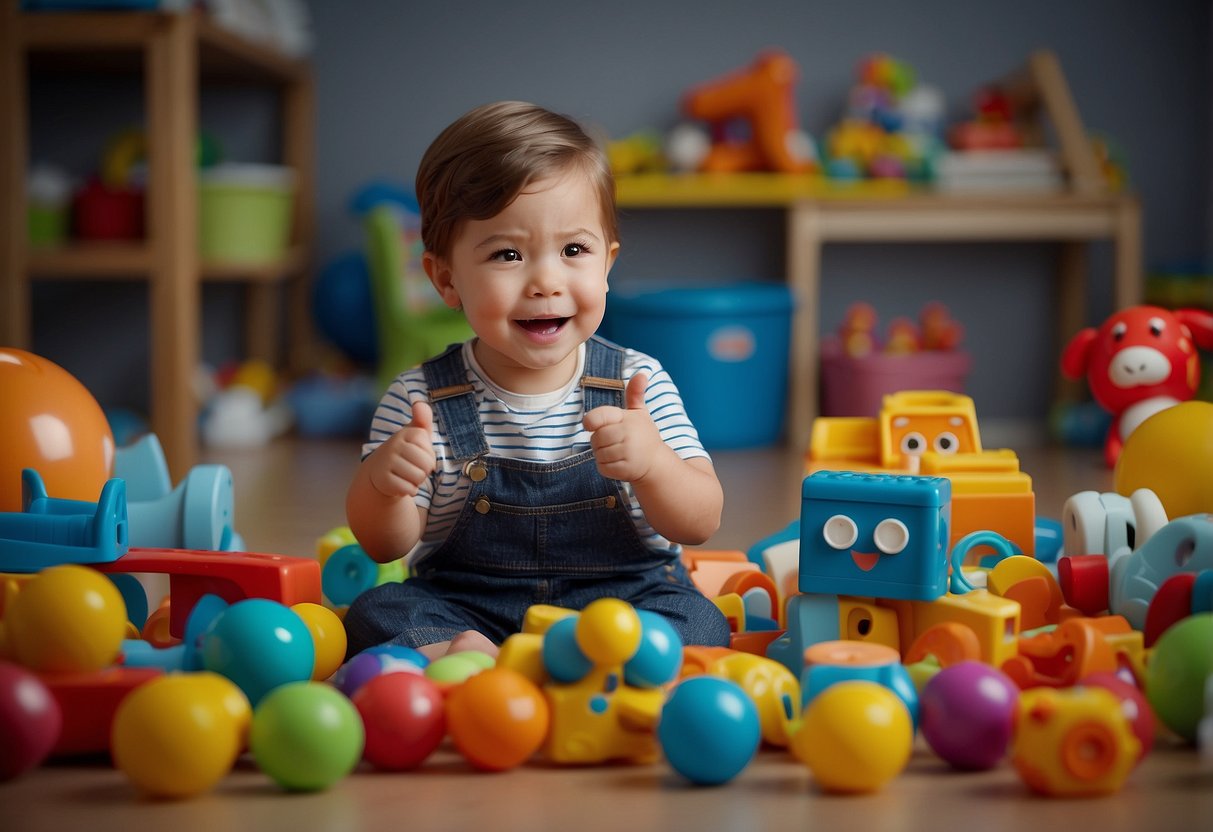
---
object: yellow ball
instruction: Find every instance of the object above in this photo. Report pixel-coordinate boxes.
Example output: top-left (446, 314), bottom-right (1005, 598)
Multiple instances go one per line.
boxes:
top-left (790, 680), bottom-right (913, 793)
top-left (111, 672), bottom-right (250, 799)
top-left (291, 602), bottom-right (347, 681)
top-left (575, 598), bottom-right (642, 665)
top-left (1115, 401), bottom-right (1213, 518)
top-left (6, 564), bottom-right (126, 672)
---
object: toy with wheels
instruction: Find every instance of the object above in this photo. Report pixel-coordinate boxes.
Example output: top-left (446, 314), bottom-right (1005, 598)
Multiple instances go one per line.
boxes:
top-left (0, 469), bottom-right (128, 572)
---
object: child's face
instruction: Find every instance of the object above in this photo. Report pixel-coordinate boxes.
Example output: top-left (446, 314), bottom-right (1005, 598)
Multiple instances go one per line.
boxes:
top-left (424, 169), bottom-right (619, 393)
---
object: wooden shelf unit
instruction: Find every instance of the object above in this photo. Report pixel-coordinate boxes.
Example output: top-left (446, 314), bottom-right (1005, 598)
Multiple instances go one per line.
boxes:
top-left (0, 3), bottom-right (316, 478)
top-left (615, 50), bottom-right (1143, 451)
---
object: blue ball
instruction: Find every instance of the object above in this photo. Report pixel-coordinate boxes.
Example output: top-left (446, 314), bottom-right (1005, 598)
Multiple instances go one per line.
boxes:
top-left (334, 644), bottom-right (429, 697)
top-left (200, 599), bottom-right (315, 706)
top-left (313, 251), bottom-right (378, 365)
top-left (542, 616), bottom-right (593, 683)
top-left (658, 676), bottom-right (760, 785)
top-left (624, 610), bottom-right (683, 688)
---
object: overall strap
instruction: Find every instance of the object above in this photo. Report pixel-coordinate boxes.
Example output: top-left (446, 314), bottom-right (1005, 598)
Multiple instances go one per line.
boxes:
top-left (421, 343), bottom-right (489, 459)
top-left (581, 335), bottom-right (626, 411)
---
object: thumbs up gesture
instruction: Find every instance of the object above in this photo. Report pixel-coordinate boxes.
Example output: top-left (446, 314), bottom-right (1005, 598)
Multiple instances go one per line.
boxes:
top-left (583, 373), bottom-right (662, 482)
top-left (367, 400), bottom-right (438, 499)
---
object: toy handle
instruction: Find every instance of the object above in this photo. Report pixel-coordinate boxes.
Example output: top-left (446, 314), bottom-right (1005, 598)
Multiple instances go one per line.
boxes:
top-left (949, 530), bottom-right (1017, 594)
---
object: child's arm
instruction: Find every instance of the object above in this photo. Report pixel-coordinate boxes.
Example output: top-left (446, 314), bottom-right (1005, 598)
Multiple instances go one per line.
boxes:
top-left (583, 374), bottom-right (723, 544)
top-left (346, 401), bottom-right (437, 562)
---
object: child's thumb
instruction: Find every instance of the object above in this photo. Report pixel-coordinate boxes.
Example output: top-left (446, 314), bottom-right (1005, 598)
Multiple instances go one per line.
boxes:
top-left (410, 400), bottom-right (434, 433)
top-left (625, 372), bottom-right (649, 411)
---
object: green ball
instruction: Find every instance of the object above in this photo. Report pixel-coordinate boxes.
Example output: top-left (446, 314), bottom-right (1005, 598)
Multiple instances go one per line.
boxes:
top-left (425, 651), bottom-right (494, 684)
top-left (250, 682), bottom-right (365, 791)
top-left (1145, 613), bottom-right (1213, 742)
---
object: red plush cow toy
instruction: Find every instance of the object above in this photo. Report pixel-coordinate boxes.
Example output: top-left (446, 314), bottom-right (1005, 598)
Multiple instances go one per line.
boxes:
top-left (1061, 305), bottom-right (1213, 467)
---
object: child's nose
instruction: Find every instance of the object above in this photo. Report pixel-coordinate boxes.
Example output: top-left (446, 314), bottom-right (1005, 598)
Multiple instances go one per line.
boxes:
top-left (527, 257), bottom-right (564, 295)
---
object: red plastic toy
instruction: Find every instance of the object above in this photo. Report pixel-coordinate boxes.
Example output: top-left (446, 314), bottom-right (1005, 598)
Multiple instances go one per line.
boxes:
top-left (1061, 305), bottom-right (1213, 467)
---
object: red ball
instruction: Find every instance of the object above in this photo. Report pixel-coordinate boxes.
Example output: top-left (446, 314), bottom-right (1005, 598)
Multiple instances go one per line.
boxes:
top-left (0, 661), bottom-right (63, 781)
top-left (1083, 671), bottom-right (1155, 764)
top-left (353, 672), bottom-right (446, 770)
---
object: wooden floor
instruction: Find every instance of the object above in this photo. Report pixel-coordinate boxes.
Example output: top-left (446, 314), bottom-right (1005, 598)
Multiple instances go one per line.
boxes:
top-left (6, 434), bottom-right (1213, 831)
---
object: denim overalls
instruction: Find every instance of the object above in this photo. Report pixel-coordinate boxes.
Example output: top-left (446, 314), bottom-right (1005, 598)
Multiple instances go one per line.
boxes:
top-left (344, 336), bottom-right (731, 655)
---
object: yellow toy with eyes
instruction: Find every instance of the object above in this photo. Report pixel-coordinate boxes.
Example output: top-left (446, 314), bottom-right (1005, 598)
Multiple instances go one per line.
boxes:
top-left (809, 391), bottom-right (1036, 556)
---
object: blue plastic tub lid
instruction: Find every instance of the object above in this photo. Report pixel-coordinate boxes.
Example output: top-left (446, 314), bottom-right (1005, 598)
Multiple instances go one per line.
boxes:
top-left (608, 281), bottom-right (793, 317)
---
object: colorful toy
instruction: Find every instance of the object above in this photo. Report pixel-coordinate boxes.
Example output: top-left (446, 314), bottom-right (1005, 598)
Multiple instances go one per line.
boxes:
top-left (1114, 400), bottom-right (1213, 519)
top-left (445, 667), bottom-right (549, 771)
top-left (110, 671), bottom-right (249, 799)
top-left (1012, 686), bottom-right (1140, 797)
top-left (353, 671), bottom-right (446, 771)
top-left (838, 302), bottom-right (879, 357)
top-left (1105, 514), bottom-right (1213, 631)
top-left (290, 602), bottom-right (347, 681)
top-left (1144, 613), bottom-right (1213, 743)
top-left (249, 681), bottom-right (365, 792)
top-left (685, 650), bottom-right (800, 748)
top-left (680, 49), bottom-right (816, 175)
top-left (1083, 672), bottom-right (1154, 764)
top-left (0, 661), bottom-right (61, 781)
top-left (1061, 306), bottom-right (1213, 467)
top-left (986, 555), bottom-right (1064, 630)
top-left (40, 666), bottom-right (162, 756)
top-left (334, 644), bottom-right (428, 698)
top-left (0, 469), bottom-right (128, 573)
top-left (1061, 488), bottom-right (1167, 561)
top-left (1002, 617), bottom-right (1132, 689)
top-left (95, 547), bottom-right (322, 639)
top-left (0, 347), bottom-right (115, 513)
top-left (790, 680), bottom-right (913, 793)
top-left (658, 675), bottom-right (761, 785)
top-left (5, 563), bottom-right (127, 672)
top-left (919, 661), bottom-right (1018, 770)
top-left (623, 609), bottom-right (683, 688)
top-left (199, 598), bottom-right (314, 706)
top-left (799, 471), bottom-right (951, 602)
top-left (800, 640), bottom-right (919, 729)
top-left (425, 650), bottom-right (495, 687)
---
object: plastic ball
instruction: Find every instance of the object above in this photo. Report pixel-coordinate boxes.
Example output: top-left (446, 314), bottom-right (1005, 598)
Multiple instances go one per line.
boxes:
top-left (445, 667), bottom-right (549, 771)
top-left (353, 671), bottom-right (446, 770)
top-left (312, 251), bottom-right (378, 365)
top-left (0, 348), bottom-right (115, 512)
top-left (6, 564), bottom-right (127, 672)
top-left (0, 661), bottom-right (62, 781)
top-left (200, 599), bottom-right (315, 706)
top-left (575, 598), bottom-right (642, 666)
top-left (334, 644), bottom-right (428, 697)
top-left (1115, 401), bottom-right (1213, 518)
top-left (542, 615), bottom-right (592, 683)
top-left (111, 672), bottom-right (250, 799)
top-left (250, 681), bottom-right (364, 791)
top-left (791, 680), bottom-right (913, 793)
top-left (425, 650), bottom-right (494, 686)
top-left (658, 676), bottom-right (760, 785)
top-left (919, 661), bottom-right (1018, 770)
top-left (1145, 612), bottom-right (1213, 742)
top-left (290, 602), bottom-right (347, 681)
top-left (623, 610), bottom-right (683, 688)
top-left (1083, 672), bottom-right (1154, 763)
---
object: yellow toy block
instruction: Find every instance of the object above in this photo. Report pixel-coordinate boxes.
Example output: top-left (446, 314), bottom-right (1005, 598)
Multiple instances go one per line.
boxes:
top-left (808, 417), bottom-right (881, 464)
top-left (837, 596), bottom-right (901, 652)
top-left (521, 604), bottom-right (577, 635)
top-left (885, 589), bottom-right (1022, 669)
top-left (497, 632), bottom-right (549, 686)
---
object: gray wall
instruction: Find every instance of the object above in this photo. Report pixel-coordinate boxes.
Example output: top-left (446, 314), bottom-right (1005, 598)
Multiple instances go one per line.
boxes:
top-left (30, 0), bottom-right (1213, 425)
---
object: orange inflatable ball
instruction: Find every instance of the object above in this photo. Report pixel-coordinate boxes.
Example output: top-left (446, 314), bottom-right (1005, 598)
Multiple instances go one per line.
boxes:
top-left (1114, 401), bottom-right (1213, 519)
top-left (0, 348), bottom-right (114, 512)
top-left (445, 667), bottom-right (549, 771)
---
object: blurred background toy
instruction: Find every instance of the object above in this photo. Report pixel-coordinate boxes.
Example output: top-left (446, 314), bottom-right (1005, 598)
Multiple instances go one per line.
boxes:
top-left (1061, 305), bottom-right (1213, 468)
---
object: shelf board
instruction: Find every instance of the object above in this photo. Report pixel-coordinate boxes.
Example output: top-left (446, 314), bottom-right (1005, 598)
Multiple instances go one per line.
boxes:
top-left (28, 242), bottom-right (307, 282)
top-left (20, 9), bottom-right (307, 84)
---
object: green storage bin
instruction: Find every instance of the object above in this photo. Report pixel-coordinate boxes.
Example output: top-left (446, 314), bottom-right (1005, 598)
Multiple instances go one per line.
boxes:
top-left (199, 163), bottom-right (295, 264)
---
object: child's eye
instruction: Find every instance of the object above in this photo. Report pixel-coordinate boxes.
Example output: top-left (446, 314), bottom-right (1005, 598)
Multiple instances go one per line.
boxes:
top-left (490, 248), bottom-right (521, 262)
top-left (562, 242), bottom-right (590, 257)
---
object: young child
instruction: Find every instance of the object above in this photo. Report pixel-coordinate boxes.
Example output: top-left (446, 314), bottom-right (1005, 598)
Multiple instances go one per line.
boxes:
top-left (343, 101), bottom-right (730, 660)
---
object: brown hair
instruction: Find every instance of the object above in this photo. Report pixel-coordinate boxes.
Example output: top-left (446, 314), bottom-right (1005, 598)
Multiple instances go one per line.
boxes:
top-left (415, 101), bottom-right (618, 259)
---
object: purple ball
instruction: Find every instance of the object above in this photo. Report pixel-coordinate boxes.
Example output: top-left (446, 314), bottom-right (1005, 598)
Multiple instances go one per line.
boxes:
top-left (920, 661), bottom-right (1019, 770)
top-left (335, 645), bottom-right (427, 697)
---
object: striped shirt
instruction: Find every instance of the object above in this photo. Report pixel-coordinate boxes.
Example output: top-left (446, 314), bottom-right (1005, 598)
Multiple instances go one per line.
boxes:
top-left (362, 340), bottom-right (710, 563)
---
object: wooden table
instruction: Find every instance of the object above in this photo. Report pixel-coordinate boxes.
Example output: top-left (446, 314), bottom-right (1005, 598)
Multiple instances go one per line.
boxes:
top-left (616, 174), bottom-right (1143, 449)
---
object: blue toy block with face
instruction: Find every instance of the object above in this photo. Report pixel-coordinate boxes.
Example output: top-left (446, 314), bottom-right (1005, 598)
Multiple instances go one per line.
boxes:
top-left (800, 471), bottom-right (951, 602)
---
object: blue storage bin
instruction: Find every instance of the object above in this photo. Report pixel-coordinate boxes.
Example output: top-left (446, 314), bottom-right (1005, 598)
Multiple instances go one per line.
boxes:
top-left (602, 281), bottom-right (793, 449)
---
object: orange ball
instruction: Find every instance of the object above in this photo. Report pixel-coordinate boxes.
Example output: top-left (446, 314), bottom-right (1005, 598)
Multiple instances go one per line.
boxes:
top-left (0, 348), bottom-right (114, 512)
top-left (445, 667), bottom-right (549, 771)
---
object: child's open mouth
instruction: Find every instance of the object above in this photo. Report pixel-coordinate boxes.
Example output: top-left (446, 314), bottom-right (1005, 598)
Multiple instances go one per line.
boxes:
top-left (516, 317), bottom-right (569, 336)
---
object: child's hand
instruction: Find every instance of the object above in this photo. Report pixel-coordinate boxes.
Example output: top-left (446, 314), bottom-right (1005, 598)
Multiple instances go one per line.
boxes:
top-left (583, 373), bottom-right (663, 483)
top-left (367, 401), bottom-right (437, 499)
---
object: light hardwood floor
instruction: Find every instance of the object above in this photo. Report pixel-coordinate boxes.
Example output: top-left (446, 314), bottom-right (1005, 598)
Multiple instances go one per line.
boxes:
top-left (6, 435), bottom-right (1213, 832)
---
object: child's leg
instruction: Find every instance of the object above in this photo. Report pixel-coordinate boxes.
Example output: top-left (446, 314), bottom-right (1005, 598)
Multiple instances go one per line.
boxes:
top-left (634, 587), bottom-right (732, 648)
top-left (416, 630), bottom-right (500, 661)
top-left (343, 578), bottom-right (502, 659)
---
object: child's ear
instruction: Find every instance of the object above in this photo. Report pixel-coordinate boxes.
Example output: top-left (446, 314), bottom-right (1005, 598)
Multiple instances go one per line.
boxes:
top-left (423, 251), bottom-right (460, 309)
top-left (605, 241), bottom-right (621, 281)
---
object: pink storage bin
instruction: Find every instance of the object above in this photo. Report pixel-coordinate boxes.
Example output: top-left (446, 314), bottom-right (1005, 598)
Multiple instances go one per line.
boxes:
top-left (820, 336), bottom-right (972, 417)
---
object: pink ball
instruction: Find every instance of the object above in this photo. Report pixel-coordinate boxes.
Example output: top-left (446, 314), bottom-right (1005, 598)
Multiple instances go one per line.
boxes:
top-left (1083, 672), bottom-right (1154, 764)
top-left (0, 661), bottom-right (62, 781)
top-left (353, 672), bottom-right (446, 770)
top-left (920, 660), bottom-right (1018, 770)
